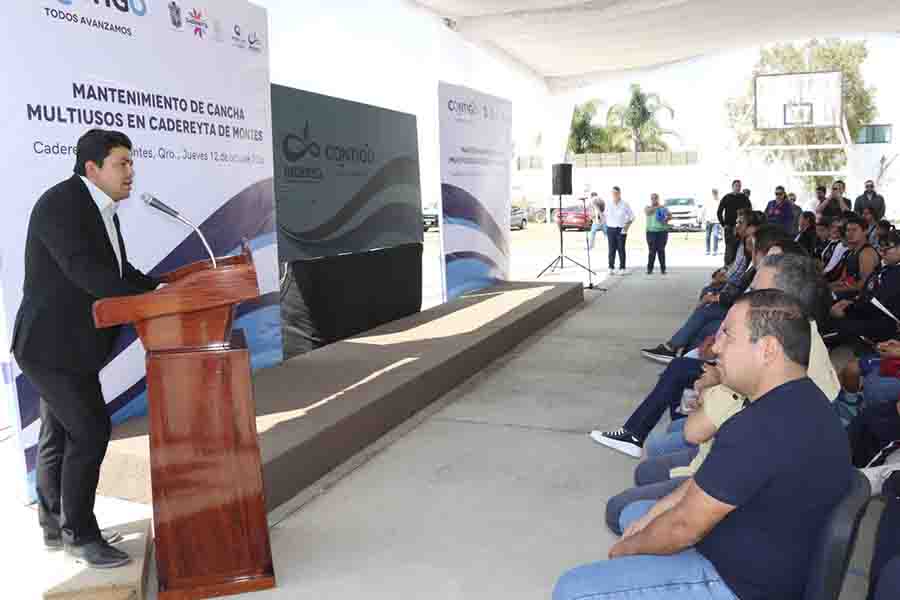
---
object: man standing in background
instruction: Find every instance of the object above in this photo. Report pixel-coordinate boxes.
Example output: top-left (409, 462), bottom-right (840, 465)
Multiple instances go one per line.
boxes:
top-left (704, 189), bottom-right (720, 256)
top-left (605, 186), bottom-right (634, 275)
top-left (855, 180), bottom-right (886, 221)
top-left (717, 179), bottom-right (751, 266)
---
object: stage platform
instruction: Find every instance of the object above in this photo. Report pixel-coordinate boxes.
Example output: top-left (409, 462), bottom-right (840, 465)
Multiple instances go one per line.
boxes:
top-left (98, 280), bottom-right (583, 511)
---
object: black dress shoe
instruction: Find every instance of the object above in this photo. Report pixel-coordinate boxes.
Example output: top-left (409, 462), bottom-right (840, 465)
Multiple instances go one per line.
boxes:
top-left (65, 540), bottom-right (131, 568)
top-left (45, 528), bottom-right (123, 550)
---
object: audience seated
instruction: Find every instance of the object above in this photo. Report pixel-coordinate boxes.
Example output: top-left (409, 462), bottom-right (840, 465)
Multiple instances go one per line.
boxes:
top-left (821, 216), bottom-right (850, 282)
top-left (796, 210), bottom-right (818, 256)
top-left (640, 220), bottom-right (786, 363)
top-left (828, 229), bottom-right (900, 345)
top-left (830, 212), bottom-right (880, 301)
top-left (556, 289), bottom-right (853, 600)
top-left (604, 252), bottom-right (839, 534)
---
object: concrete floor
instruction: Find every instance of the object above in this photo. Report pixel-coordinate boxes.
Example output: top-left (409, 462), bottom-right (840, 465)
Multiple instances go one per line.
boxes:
top-left (1, 258), bottom-right (879, 599)
top-left (182, 265), bottom-right (881, 600)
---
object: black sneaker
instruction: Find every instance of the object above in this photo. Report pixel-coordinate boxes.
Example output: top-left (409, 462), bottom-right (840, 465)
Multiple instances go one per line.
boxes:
top-left (641, 344), bottom-right (677, 364)
top-left (45, 528), bottom-right (123, 551)
top-left (65, 540), bottom-right (131, 569)
top-left (589, 428), bottom-right (643, 458)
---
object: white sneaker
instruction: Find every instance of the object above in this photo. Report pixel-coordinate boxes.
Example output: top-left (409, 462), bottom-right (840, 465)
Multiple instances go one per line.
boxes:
top-left (619, 268), bottom-right (631, 276)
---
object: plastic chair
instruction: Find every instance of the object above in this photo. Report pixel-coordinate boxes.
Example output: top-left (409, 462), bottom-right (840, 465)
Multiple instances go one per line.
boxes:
top-left (804, 469), bottom-right (872, 600)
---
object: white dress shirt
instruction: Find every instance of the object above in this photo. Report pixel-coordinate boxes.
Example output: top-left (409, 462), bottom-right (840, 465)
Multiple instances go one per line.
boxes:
top-left (80, 176), bottom-right (122, 276)
top-left (604, 199), bottom-right (634, 229)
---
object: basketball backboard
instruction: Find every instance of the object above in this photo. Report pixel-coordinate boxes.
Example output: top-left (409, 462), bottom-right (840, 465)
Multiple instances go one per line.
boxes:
top-left (754, 71), bottom-right (843, 130)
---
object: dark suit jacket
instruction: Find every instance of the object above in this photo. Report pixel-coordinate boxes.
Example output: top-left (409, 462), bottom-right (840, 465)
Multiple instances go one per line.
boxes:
top-left (12, 175), bottom-right (159, 373)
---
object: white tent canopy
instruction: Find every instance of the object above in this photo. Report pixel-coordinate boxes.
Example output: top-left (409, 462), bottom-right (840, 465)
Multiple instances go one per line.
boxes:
top-left (415, 0), bottom-right (900, 92)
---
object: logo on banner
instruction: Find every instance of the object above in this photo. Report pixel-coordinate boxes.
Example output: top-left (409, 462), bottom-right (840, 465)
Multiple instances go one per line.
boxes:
top-left (186, 8), bottom-right (207, 38)
top-left (57, 0), bottom-right (148, 16)
top-left (168, 1), bottom-right (182, 29)
top-left (282, 122), bottom-right (323, 183)
top-left (231, 24), bottom-right (246, 48)
top-left (248, 31), bottom-right (263, 52)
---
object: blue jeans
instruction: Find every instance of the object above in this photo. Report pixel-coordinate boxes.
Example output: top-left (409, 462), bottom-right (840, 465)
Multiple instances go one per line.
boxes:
top-left (607, 227), bottom-right (627, 269)
top-left (555, 501), bottom-right (738, 600)
top-left (670, 303), bottom-right (728, 351)
top-left (644, 419), bottom-right (694, 458)
top-left (589, 222), bottom-right (606, 249)
top-left (705, 222), bottom-right (720, 254)
top-left (605, 478), bottom-right (686, 535)
top-left (624, 357), bottom-right (704, 441)
top-left (635, 447), bottom-right (698, 486)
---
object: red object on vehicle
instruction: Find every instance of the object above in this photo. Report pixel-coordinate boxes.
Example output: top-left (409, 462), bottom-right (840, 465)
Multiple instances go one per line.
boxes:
top-left (556, 206), bottom-right (592, 231)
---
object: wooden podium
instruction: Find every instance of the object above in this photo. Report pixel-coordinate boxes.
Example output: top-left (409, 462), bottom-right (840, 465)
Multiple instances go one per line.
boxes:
top-left (93, 243), bottom-right (275, 600)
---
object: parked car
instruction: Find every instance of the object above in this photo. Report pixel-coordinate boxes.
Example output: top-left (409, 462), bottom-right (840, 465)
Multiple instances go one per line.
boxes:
top-left (423, 207), bottom-right (439, 231)
top-left (664, 197), bottom-right (702, 231)
top-left (557, 204), bottom-right (592, 231)
top-left (511, 206), bottom-right (528, 230)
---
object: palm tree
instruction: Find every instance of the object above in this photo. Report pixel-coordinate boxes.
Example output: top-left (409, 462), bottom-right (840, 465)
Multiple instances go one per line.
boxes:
top-left (607, 84), bottom-right (679, 157)
top-left (568, 100), bottom-right (629, 155)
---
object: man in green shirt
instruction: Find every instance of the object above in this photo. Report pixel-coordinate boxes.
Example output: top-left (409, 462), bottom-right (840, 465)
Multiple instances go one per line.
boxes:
top-left (645, 193), bottom-right (670, 275)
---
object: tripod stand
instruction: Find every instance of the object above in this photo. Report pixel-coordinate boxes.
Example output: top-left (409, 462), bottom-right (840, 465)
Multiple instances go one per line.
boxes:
top-left (537, 194), bottom-right (598, 280)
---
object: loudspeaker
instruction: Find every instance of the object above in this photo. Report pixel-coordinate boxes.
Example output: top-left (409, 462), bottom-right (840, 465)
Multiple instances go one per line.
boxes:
top-left (552, 163), bottom-right (573, 196)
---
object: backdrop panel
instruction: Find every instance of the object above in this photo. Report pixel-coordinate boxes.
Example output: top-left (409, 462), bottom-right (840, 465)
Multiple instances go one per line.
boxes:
top-left (271, 86), bottom-right (423, 357)
top-left (438, 82), bottom-right (513, 300)
top-left (0, 0), bottom-right (280, 501)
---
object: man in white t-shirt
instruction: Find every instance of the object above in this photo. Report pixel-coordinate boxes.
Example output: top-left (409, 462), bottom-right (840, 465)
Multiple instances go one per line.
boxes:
top-left (605, 186), bottom-right (634, 274)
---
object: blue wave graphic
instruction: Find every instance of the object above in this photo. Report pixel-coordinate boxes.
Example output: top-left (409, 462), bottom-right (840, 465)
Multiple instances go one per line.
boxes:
top-left (282, 157), bottom-right (420, 241)
top-left (445, 251), bottom-right (502, 299)
top-left (280, 202), bottom-right (421, 256)
top-left (441, 183), bottom-right (509, 258)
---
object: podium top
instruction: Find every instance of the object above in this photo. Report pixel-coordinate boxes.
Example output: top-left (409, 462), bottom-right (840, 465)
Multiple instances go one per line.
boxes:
top-left (93, 244), bottom-right (259, 331)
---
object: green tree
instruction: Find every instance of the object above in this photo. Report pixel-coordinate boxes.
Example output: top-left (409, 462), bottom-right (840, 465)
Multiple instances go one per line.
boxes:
top-left (567, 100), bottom-right (628, 155)
top-left (727, 38), bottom-right (878, 191)
top-left (607, 84), bottom-right (678, 155)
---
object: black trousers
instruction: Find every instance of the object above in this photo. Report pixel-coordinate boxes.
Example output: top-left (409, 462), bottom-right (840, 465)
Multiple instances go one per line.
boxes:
top-left (607, 226), bottom-right (627, 269)
top-left (17, 357), bottom-right (110, 545)
top-left (723, 225), bottom-right (738, 266)
top-left (646, 231), bottom-right (669, 273)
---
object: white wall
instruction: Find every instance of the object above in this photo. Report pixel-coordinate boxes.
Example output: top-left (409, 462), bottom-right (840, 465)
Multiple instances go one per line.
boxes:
top-left (254, 0), bottom-right (551, 212)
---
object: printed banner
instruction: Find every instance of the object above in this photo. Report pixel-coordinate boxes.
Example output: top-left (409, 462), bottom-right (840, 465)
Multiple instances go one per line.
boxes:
top-left (0, 0), bottom-right (280, 501)
top-left (272, 85), bottom-right (422, 262)
top-left (438, 82), bottom-right (513, 299)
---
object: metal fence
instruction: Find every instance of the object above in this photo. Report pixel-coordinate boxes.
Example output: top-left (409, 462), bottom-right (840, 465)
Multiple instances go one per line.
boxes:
top-left (573, 151), bottom-right (699, 168)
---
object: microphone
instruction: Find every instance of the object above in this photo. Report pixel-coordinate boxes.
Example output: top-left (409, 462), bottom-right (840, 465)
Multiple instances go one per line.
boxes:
top-left (142, 192), bottom-right (217, 269)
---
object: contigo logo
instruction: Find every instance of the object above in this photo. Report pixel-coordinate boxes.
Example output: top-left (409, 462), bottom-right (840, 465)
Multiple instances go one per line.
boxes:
top-left (58, 0), bottom-right (148, 16)
top-left (447, 99), bottom-right (478, 115)
top-left (283, 122), bottom-right (321, 162)
top-left (283, 121), bottom-right (374, 166)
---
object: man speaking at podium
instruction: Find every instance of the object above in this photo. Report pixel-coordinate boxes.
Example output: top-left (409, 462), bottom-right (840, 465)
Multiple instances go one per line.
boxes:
top-left (12, 129), bottom-right (159, 568)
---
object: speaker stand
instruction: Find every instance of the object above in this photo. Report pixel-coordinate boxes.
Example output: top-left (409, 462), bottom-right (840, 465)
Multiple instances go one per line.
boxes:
top-left (537, 194), bottom-right (598, 281)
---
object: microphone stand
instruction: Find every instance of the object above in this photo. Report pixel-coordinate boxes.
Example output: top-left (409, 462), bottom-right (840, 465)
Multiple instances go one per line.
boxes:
top-left (170, 212), bottom-right (217, 269)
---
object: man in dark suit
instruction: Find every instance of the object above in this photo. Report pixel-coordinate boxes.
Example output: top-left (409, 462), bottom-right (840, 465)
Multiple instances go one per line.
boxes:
top-left (12, 129), bottom-right (159, 568)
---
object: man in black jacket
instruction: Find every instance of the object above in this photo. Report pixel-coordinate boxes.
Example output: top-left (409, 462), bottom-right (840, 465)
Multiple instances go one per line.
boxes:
top-left (12, 129), bottom-right (159, 568)
top-left (717, 179), bottom-right (752, 266)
